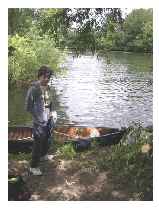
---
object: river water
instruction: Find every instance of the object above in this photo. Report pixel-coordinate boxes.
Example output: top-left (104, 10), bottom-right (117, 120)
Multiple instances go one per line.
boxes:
top-left (8, 51), bottom-right (153, 128)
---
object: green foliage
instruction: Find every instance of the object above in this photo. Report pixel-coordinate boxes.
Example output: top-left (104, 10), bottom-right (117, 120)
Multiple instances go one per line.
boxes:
top-left (8, 152), bottom-right (32, 161)
top-left (8, 8), bottom-right (34, 35)
top-left (142, 21), bottom-right (153, 51)
top-left (36, 9), bottom-right (68, 47)
top-left (57, 143), bottom-right (77, 160)
top-left (97, 9), bottom-right (152, 53)
top-left (95, 124), bottom-right (153, 199)
top-left (123, 9), bottom-right (153, 52)
top-left (36, 8), bottom-right (123, 52)
top-left (8, 28), bottom-right (65, 85)
top-left (8, 8), bottom-right (152, 55)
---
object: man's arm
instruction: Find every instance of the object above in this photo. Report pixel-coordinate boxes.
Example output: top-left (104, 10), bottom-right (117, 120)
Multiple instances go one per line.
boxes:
top-left (25, 86), bottom-right (34, 114)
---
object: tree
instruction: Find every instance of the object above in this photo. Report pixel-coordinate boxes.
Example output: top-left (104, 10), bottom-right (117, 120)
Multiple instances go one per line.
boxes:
top-left (36, 8), bottom-right (123, 51)
top-left (8, 8), bottom-right (35, 35)
top-left (123, 9), bottom-right (153, 52)
top-left (142, 20), bottom-right (153, 52)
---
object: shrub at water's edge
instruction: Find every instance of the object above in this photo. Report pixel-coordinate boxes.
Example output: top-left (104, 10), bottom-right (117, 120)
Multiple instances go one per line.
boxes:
top-left (93, 124), bottom-right (153, 200)
top-left (8, 30), bottom-right (66, 87)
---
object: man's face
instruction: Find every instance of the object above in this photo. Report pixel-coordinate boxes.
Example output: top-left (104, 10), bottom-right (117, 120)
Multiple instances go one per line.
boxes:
top-left (39, 74), bottom-right (50, 86)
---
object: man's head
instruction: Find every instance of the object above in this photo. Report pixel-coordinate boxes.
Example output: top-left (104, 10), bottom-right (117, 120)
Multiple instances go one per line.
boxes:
top-left (38, 65), bottom-right (53, 86)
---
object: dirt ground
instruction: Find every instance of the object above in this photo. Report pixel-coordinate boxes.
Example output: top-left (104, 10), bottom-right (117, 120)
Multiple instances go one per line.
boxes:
top-left (8, 155), bottom-right (140, 201)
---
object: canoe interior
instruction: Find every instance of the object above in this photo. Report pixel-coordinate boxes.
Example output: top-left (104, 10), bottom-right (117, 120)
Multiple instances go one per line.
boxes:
top-left (53, 126), bottom-right (122, 143)
top-left (54, 126), bottom-right (119, 136)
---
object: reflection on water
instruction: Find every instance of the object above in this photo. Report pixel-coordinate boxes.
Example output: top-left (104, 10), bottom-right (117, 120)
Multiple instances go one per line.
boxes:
top-left (9, 51), bottom-right (152, 128)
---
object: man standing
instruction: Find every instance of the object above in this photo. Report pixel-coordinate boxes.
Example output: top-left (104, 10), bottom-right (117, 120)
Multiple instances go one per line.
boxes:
top-left (25, 66), bottom-right (57, 175)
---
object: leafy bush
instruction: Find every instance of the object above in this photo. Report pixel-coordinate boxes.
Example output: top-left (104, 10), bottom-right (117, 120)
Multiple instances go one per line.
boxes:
top-left (96, 123), bottom-right (153, 200)
top-left (8, 28), bottom-right (66, 85)
top-left (57, 143), bottom-right (77, 160)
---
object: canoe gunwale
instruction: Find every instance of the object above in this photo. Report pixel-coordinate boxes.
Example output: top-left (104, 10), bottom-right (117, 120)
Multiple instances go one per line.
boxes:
top-left (8, 126), bottom-right (125, 143)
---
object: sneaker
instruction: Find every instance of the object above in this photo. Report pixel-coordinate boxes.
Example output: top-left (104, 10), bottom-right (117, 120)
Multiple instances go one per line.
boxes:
top-left (29, 167), bottom-right (42, 176)
top-left (40, 154), bottom-right (54, 162)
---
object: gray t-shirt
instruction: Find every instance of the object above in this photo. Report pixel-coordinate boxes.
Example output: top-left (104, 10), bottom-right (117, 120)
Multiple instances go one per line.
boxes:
top-left (25, 81), bottom-right (53, 126)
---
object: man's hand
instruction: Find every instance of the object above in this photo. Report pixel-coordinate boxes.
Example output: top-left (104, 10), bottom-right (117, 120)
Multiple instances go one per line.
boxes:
top-left (50, 111), bottom-right (57, 123)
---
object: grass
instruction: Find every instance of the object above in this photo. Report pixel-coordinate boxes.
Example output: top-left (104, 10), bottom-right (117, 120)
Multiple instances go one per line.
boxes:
top-left (8, 152), bottom-right (32, 161)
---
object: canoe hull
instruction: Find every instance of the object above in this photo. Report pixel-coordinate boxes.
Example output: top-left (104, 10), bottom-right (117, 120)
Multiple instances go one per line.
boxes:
top-left (94, 131), bottom-right (124, 145)
top-left (8, 140), bottom-right (33, 154)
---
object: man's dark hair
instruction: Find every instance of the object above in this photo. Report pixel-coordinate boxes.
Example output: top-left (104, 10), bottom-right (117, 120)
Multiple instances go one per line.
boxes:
top-left (38, 65), bottom-right (53, 78)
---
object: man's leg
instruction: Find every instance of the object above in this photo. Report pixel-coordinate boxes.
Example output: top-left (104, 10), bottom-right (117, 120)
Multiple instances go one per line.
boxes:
top-left (30, 124), bottom-right (43, 168)
top-left (30, 136), bottom-right (42, 168)
top-left (40, 126), bottom-right (54, 161)
top-left (40, 126), bottom-right (50, 157)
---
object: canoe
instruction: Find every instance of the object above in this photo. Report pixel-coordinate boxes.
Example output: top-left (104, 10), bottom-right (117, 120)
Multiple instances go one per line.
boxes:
top-left (8, 126), bottom-right (126, 153)
top-left (53, 127), bottom-right (125, 151)
top-left (8, 126), bottom-right (33, 153)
